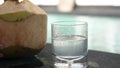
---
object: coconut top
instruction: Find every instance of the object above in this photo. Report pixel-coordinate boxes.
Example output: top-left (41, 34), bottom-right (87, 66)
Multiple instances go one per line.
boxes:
top-left (0, 0), bottom-right (46, 15)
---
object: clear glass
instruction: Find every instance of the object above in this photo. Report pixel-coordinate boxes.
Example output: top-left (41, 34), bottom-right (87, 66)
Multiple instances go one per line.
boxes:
top-left (51, 21), bottom-right (88, 68)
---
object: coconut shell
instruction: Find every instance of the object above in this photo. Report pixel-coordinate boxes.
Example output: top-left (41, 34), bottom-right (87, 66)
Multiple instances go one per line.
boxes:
top-left (0, 0), bottom-right (47, 58)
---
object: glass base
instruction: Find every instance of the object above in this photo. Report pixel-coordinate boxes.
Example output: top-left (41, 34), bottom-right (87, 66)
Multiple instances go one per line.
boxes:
top-left (54, 63), bottom-right (87, 68)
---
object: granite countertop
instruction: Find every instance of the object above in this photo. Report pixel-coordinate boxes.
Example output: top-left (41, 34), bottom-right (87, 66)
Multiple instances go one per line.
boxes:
top-left (0, 43), bottom-right (120, 68)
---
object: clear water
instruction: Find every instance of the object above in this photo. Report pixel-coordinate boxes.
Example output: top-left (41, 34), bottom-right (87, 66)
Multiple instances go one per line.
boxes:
top-left (53, 35), bottom-right (87, 61)
top-left (48, 14), bottom-right (120, 54)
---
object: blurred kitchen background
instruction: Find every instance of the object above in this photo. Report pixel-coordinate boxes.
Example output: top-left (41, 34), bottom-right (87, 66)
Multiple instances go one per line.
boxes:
top-left (1, 0), bottom-right (120, 54)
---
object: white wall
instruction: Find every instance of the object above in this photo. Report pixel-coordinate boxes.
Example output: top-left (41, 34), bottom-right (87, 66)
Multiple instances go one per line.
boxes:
top-left (0, 0), bottom-right (59, 5)
top-left (1, 0), bottom-right (120, 6)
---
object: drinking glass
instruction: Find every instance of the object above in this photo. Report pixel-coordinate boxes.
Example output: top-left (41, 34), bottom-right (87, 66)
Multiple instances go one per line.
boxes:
top-left (51, 21), bottom-right (88, 68)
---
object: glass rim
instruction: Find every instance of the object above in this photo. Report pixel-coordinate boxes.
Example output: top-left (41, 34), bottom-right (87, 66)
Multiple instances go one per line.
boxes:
top-left (51, 21), bottom-right (87, 26)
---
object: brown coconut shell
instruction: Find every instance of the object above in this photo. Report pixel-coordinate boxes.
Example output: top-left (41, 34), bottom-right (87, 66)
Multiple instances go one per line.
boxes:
top-left (0, 0), bottom-right (47, 58)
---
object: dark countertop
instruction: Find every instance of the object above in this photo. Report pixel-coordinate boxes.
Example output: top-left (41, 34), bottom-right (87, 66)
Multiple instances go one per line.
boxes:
top-left (0, 43), bottom-right (120, 68)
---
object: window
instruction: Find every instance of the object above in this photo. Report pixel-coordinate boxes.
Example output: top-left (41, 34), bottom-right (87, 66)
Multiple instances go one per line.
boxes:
top-left (76, 0), bottom-right (120, 6)
top-left (0, 0), bottom-right (3, 4)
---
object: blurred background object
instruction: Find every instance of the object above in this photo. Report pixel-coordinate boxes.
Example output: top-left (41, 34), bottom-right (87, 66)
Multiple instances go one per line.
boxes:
top-left (57, 0), bottom-right (75, 12)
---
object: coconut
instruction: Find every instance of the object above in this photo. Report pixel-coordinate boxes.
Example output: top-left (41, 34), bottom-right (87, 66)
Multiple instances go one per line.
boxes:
top-left (0, 0), bottom-right (47, 58)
